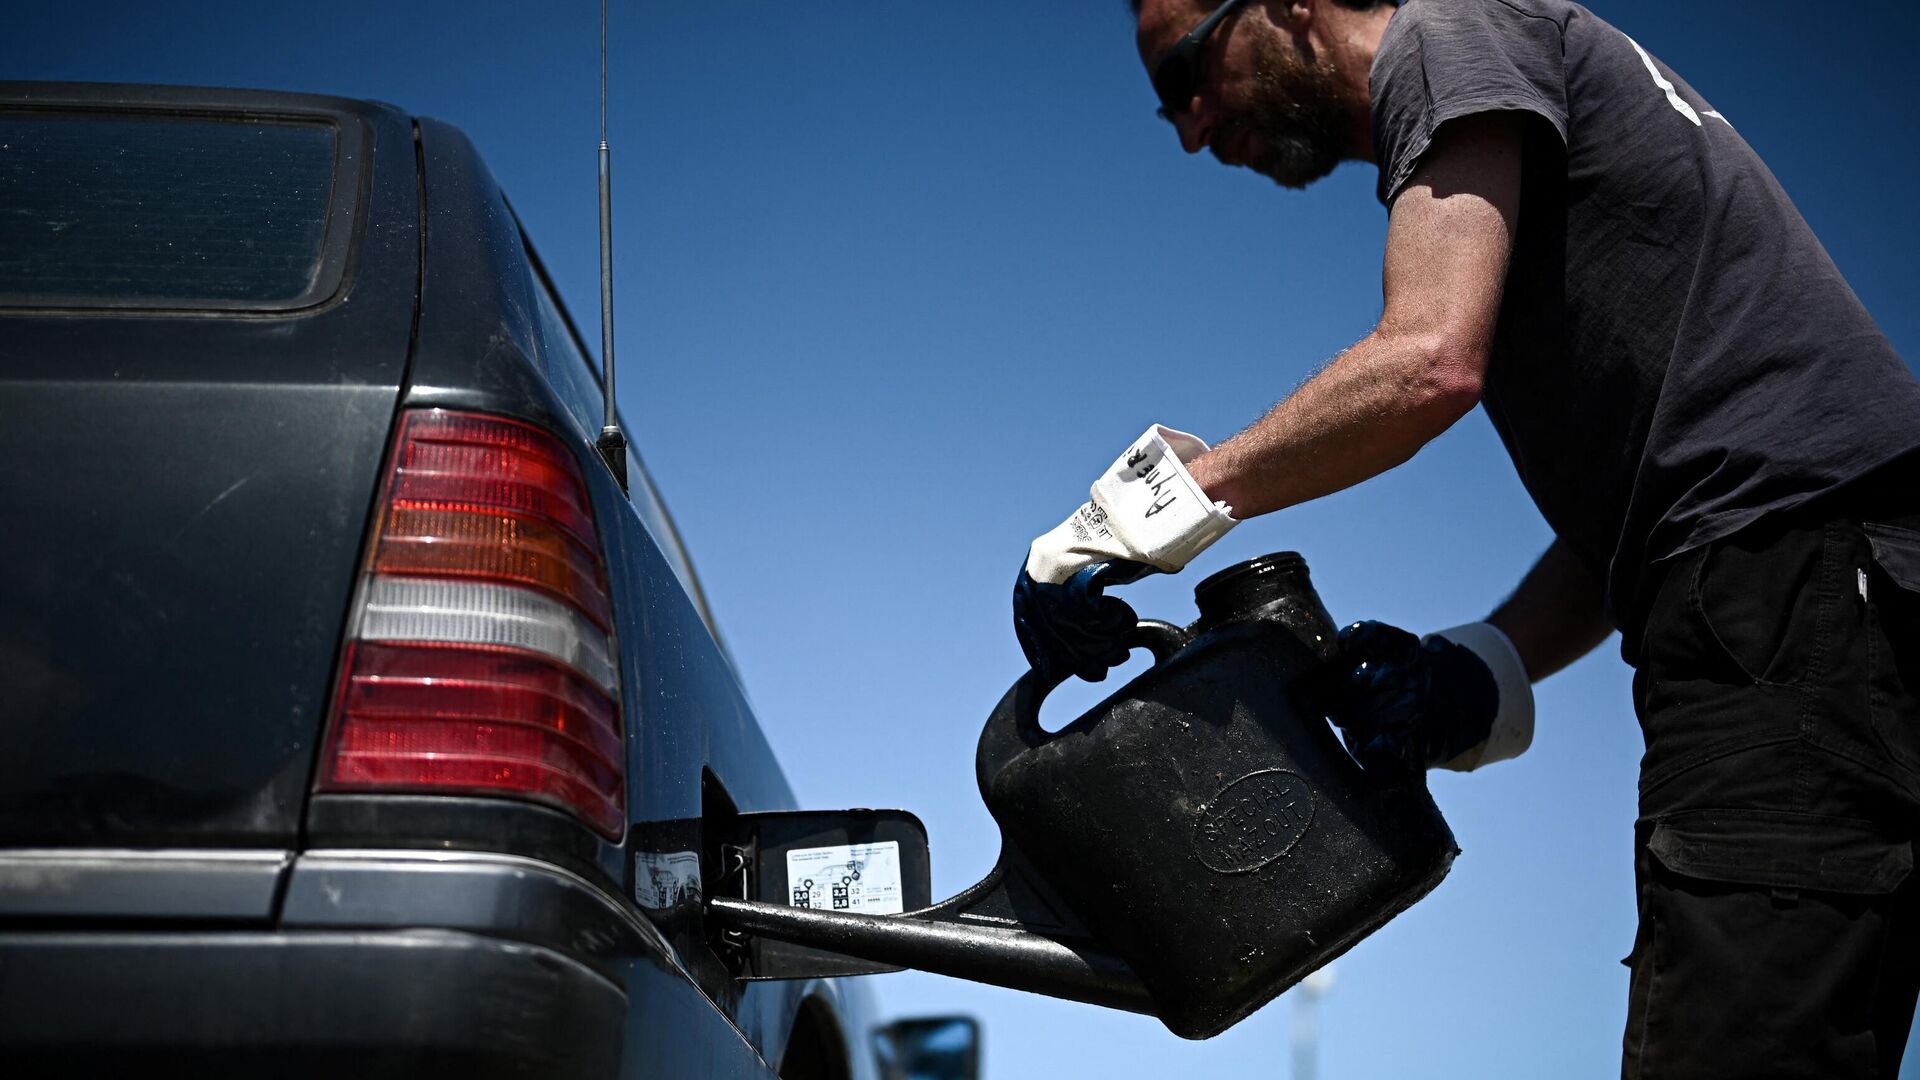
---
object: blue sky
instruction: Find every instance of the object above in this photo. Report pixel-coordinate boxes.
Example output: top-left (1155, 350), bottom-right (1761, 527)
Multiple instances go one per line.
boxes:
top-left (12, 1), bottom-right (1916, 1076)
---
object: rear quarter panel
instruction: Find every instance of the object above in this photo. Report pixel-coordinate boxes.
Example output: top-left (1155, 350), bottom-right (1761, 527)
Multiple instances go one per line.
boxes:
top-left (407, 116), bottom-right (882, 1078)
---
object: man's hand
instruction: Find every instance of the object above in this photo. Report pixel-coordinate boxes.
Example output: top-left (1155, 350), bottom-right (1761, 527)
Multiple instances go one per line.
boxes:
top-left (1322, 619), bottom-right (1534, 772)
top-left (1013, 559), bottom-right (1153, 685)
top-left (1014, 426), bottom-right (1236, 684)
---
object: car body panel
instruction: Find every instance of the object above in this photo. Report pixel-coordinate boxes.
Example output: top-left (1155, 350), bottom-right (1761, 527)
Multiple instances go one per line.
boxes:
top-left (0, 85), bottom-right (418, 849)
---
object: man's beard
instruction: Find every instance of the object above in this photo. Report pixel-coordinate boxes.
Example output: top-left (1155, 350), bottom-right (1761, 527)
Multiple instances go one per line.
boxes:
top-left (1224, 38), bottom-right (1349, 189)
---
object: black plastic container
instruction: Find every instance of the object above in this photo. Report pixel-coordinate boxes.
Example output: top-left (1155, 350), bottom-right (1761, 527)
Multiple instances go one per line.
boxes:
top-left (977, 552), bottom-right (1458, 1039)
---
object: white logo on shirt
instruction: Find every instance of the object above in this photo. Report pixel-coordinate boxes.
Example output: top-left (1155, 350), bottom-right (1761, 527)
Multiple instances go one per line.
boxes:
top-left (1624, 34), bottom-right (1734, 130)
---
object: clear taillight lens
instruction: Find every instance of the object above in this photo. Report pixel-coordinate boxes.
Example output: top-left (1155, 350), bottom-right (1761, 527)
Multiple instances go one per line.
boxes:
top-left (318, 410), bottom-right (625, 838)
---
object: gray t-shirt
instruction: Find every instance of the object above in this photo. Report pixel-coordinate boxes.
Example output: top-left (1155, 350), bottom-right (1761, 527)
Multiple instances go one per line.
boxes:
top-left (1370, 0), bottom-right (1920, 622)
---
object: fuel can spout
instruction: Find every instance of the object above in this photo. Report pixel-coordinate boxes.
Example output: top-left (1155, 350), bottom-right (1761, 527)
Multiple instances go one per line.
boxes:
top-left (706, 866), bottom-right (1152, 1015)
top-left (701, 814), bottom-right (1155, 1014)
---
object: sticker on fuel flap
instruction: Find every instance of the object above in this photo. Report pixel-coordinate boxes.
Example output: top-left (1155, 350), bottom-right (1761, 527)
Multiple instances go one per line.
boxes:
top-left (784, 841), bottom-right (904, 914)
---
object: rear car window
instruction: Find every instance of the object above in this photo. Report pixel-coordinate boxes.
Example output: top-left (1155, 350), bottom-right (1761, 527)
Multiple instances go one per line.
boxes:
top-left (0, 112), bottom-right (353, 309)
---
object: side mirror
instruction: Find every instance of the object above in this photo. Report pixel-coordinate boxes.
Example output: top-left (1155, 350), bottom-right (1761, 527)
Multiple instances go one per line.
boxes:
top-left (872, 1016), bottom-right (981, 1080)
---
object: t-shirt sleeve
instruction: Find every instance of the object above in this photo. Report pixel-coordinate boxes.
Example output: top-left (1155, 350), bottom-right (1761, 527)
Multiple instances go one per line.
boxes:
top-left (1370, 0), bottom-right (1570, 206)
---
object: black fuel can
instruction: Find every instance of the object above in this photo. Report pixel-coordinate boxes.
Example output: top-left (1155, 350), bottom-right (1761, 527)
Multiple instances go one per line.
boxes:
top-left (977, 552), bottom-right (1457, 1039)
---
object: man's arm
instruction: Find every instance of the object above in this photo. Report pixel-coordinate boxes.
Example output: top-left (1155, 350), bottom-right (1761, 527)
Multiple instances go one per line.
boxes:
top-left (1487, 538), bottom-right (1616, 681)
top-left (1186, 113), bottom-right (1524, 517)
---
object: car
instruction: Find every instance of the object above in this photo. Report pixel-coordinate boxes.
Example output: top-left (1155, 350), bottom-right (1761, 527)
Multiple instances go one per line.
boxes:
top-left (0, 80), bottom-right (976, 1079)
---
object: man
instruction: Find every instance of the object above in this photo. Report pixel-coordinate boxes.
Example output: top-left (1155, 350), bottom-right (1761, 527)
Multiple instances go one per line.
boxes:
top-left (1011, 0), bottom-right (1920, 1074)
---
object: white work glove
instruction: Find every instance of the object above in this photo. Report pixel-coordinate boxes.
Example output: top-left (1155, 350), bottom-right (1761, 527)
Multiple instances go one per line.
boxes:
top-left (1426, 622), bottom-right (1535, 771)
top-left (1014, 426), bottom-right (1237, 684)
top-left (1024, 425), bottom-right (1238, 585)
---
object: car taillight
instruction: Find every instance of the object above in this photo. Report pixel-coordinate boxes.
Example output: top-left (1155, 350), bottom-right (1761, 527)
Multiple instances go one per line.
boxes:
top-left (318, 409), bottom-right (625, 839)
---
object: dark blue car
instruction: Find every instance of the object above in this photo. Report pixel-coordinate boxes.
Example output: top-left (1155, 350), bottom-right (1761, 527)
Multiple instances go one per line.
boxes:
top-left (0, 81), bottom-right (975, 1079)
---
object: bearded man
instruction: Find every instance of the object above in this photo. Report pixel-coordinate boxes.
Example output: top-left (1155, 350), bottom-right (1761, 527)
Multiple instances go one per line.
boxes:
top-left (1011, 1), bottom-right (1920, 1074)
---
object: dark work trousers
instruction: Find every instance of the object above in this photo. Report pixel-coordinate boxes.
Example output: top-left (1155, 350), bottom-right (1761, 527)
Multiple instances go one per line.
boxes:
top-left (1621, 484), bottom-right (1920, 1079)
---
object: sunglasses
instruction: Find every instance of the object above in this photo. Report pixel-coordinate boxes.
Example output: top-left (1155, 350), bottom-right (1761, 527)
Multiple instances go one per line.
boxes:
top-left (1152, 0), bottom-right (1253, 121)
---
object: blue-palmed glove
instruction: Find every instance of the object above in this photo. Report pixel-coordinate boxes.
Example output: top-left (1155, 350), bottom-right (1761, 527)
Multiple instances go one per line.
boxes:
top-left (1013, 559), bottom-right (1154, 685)
top-left (1014, 426), bottom-right (1237, 685)
top-left (1322, 620), bottom-right (1535, 773)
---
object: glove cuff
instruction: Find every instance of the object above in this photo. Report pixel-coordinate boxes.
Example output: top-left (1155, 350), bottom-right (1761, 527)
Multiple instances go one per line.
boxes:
top-left (1426, 622), bottom-right (1534, 772)
top-left (1091, 425), bottom-right (1236, 572)
top-left (1025, 425), bottom-right (1237, 584)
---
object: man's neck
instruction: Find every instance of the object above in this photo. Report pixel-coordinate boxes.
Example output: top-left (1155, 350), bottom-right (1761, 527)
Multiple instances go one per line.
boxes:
top-left (1314, 3), bottom-right (1398, 163)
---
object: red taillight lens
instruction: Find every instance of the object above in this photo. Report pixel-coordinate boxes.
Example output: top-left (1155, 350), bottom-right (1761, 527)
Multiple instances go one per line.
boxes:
top-left (338, 641), bottom-right (623, 769)
top-left (392, 411), bottom-right (598, 545)
top-left (318, 410), bottom-right (626, 839)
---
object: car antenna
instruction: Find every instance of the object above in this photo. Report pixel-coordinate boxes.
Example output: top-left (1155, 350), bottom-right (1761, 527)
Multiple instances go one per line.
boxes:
top-left (593, 0), bottom-right (630, 491)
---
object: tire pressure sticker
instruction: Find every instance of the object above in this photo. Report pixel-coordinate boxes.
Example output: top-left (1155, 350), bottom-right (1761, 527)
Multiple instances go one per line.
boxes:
top-left (785, 841), bottom-right (904, 914)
